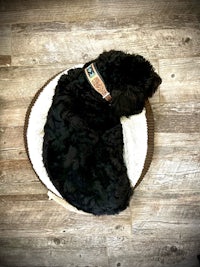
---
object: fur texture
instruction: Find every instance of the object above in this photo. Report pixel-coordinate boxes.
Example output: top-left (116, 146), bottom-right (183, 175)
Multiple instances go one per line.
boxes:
top-left (42, 50), bottom-right (162, 215)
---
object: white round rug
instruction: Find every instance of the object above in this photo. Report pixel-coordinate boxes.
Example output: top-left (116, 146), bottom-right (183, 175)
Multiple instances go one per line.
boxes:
top-left (25, 65), bottom-right (154, 214)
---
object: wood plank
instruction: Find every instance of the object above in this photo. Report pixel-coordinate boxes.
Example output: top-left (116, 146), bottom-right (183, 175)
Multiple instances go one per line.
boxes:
top-left (131, 189), bottom-right (200, 220)
top-left (0, 107), bottom-right (27, 127)
top-left (143, 161), bottom-right (200, 190)
top-left (159, 57), bottom-right (200, 102)
top-left (154, 132), bottom-right (200, 148)
top-left (0, 236), bottom-right (108, 267)
top-left (0, 66), bottom-right (66, 104)
top-left (9, 14), bottom-right (200, 34)
top-left (0, 0), bottom-right (199, 25)
top-left (152, 147), bottom-right (200, 177)
top-left (0, 198), bottom-right (131, 238)
top-left (0, 148), bottom-right (27, 161)
top-left (0, 127), bottom-right (25, 156)
top-left (107, 235), bottom-right (200, 267)
top-left (0, 159), bottom-right (46, 195)
top-left (2, 0), bottom-right (200, 12)
top-left (0, 180), bottom-right (46, 195)
top-left (152, 102), bottom-right (200, 133)
top-left (0, 25), bottom-right (11, 56)
top-left (11, 28), bottom-right (200, 66)
top-left (0, 194), bottom-right (47, 202)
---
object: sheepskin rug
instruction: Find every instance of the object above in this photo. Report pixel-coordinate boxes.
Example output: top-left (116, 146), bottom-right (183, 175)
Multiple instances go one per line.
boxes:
top-left (26, 65), bottom-right (153, 214)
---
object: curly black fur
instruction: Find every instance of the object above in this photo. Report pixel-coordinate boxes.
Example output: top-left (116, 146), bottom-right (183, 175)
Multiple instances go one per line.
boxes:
top-left (42, 50), bottom-right (162, 215)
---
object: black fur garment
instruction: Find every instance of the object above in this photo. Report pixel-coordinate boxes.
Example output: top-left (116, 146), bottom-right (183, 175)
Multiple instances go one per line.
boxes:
top-left (42, 50), bottom-right (162, 215)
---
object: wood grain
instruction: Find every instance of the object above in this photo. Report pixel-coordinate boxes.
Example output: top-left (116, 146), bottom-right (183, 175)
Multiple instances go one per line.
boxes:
top-left (0, 0), bottom-right (199, 25)
top-left (0, 25), bottom-right (11, 56)
top-left (0, 0), bottom-right (200, 266)
top-left (152, 102), bottom-right (200, 132)
top-left (0, 66), bottom-right (66, 104)
top-left (11, 28), bottom-right (200, 66)
top-left (0, 235), bottom-right (108, 267)
top-left (159, 57), bottom-right (200, 102)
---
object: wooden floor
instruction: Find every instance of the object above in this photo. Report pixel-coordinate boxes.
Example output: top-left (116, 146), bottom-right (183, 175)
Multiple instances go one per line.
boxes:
top-left (0, 1), bottom-right (200, 266)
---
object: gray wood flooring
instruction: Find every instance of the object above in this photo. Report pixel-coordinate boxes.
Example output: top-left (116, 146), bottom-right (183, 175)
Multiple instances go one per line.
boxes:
top-left (0, 1), bottom-right (200, 266)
